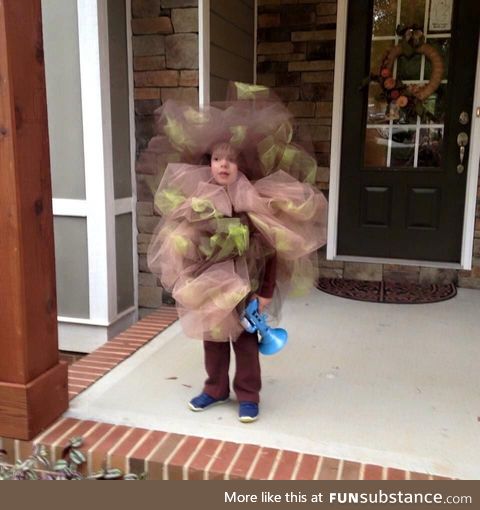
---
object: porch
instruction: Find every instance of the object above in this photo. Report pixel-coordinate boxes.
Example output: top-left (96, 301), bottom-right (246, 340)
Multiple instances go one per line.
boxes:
top-left (3, 288), bottom-right (478, 480)
top-left (1, 0), bottom-right (479, 482)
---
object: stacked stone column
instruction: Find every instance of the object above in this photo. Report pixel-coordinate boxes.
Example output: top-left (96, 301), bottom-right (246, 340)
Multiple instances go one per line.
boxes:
top-left (133, 0), bottom-right (199, 316)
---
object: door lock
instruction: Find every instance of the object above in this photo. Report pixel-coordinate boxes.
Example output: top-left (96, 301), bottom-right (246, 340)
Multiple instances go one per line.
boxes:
top-left (459, 111), bottom-right (469, 124)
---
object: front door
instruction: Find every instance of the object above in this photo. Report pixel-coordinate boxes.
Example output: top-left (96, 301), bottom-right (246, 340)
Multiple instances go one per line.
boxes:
top-left (337, 0), bottom-right (479, 262)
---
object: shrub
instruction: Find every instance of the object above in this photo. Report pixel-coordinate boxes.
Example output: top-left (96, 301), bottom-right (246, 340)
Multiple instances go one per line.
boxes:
top-left (0, 437), bottom-right (145, 480)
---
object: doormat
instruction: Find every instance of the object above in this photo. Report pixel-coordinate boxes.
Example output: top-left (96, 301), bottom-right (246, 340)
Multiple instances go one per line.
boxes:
top-left (316, 278), bottom-right (457, 304)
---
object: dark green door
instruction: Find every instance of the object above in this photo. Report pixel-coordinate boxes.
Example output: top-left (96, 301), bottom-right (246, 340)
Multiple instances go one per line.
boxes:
top-left (337, 0), bottom-right (479, 261)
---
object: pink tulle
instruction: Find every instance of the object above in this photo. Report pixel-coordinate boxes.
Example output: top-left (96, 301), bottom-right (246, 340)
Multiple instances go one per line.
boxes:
top-left (147, 165), bottom-right (328, 341)
top-left (144, 83), bottom-right (328, 341)
top-left (137, 95), bottom-right (317, 184)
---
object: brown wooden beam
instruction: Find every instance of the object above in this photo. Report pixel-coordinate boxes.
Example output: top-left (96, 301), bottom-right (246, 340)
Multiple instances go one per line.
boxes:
top-left (0, 0), bottom-right (68, 440)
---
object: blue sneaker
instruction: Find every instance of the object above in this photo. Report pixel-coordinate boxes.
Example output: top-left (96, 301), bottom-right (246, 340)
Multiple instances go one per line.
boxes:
top-left (238, 401), bottom-right (259, 423)
top-left (188, 392), bottom-right (229, 412)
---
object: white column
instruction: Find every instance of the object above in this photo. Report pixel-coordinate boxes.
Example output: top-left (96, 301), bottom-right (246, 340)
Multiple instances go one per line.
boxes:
top-left (77, 0), bottom-right (117, 324)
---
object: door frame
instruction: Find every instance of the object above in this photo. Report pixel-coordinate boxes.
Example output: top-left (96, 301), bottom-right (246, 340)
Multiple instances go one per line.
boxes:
top-left (327, 0), bottom-right (480, 270)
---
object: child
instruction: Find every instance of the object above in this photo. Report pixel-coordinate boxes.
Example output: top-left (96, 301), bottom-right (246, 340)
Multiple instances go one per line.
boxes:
top-left (146, 85), bottom-right (328, 423)
top-left (189, 142), bottom-right (276, 422)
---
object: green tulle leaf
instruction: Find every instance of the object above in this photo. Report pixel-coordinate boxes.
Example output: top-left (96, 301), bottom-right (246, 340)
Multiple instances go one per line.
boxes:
top-left (229, 125), bottom-right (247, 146)
top-left (234, 81), bottom-right (269, 100)
top-left (164, 115), bottom-right (196, 153)
top-left (155, 188), bottom-right (186, 215)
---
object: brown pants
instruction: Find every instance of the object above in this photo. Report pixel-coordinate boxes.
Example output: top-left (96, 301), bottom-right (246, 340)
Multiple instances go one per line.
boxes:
top-left (203, 331), bottom-right (261, 403)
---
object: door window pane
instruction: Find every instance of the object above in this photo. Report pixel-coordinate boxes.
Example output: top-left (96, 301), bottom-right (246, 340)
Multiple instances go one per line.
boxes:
top-left (367, 82), bottom-right (389, 124)
top-left (364, 128), bottom-right (389, 167)
top-left (373, 0), bottom-right (398, 36)
top-left (397, 52), bottom-right (422, 81)
top-left (391, 127), bottom-right (416, 166)
top-left (400, 0), bottom-right (426, 28)
top-left (419, 84), bottom-right (447, 123)
top-left (424, 38), bottom-right (450, 79)
top-left (418, 127), bottom-right (443, 167)
top-left (370, 40), bottom-right (394, 74)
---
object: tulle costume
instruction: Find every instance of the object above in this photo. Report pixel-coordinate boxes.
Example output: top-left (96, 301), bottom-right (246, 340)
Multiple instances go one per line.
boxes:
top-left (144, 82), bottom-right (328, 342)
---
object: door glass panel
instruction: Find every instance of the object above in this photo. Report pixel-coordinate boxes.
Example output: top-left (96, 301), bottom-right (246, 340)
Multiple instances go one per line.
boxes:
top-left (399, 0), bottom-right (426, 28)
top-left (419, 83), bottom-right (446, 123)
top-left (372, 0), bottom-right (398, 36)
top-left (365, 0), bottom-right (452, 169)
top-left (397, 52), bottom-right (422, 80)
top-left (424, 38), bottom-right (450, 78)
top-left (364, 128), bottom-right (389, 166)
top-left (418, 127), bottom-right (443, 166)
top-left (391, 127), bottom-right (416, 166)
top-left (370, 40), bottom-right (393, 74)
top-left (366, 82), bottom-right (389, 124)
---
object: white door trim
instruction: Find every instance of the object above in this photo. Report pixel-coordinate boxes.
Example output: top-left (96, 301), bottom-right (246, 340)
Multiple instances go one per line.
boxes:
top-left (328, 0), bottom-right (480, 270)
top-left (461, 34), bottom-right (480, 270)
top-left (198, 0), bottom-right (210, 107)
top-left (326, 0), bottom-right (347, 263)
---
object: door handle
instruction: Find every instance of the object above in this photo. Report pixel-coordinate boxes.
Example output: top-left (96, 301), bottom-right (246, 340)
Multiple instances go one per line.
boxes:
top-left (457, 132), bottom-right (469, 174)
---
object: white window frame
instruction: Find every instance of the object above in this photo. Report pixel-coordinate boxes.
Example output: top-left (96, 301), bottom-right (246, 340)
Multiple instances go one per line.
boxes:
top-left (53, 0), bottom-right (137, 342)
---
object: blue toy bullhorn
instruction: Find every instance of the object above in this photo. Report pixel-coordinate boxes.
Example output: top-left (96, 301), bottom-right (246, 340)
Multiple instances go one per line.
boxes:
top-left (240, 299), bottom-right (288, 355)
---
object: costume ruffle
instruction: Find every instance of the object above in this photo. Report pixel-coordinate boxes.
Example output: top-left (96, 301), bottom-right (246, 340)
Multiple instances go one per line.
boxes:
top-left (147, 163), bottom-right (328, 341)
top-left (137, 82), bottom-right (319, 184)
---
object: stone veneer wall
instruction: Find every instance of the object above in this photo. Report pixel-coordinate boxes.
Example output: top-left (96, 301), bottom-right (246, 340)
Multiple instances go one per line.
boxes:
top-left (257, 0), bottom-right (480, 289)
top-left (132, 0), bottom-right (199, 317)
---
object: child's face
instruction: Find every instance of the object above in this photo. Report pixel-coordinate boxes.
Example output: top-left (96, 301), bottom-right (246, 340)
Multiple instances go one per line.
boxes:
top-left (210, 147), bottom-right (239, 186)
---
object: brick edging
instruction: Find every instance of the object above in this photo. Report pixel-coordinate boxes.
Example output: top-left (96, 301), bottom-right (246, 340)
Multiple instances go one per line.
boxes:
top-left (67, 307), bottom-right (178, 400)
top-left (2, 416), bottom-right (451, 480)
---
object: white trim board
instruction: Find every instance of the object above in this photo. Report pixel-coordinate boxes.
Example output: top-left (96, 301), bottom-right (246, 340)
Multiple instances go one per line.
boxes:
top-left (58, 305), bottom-right (136, 327)
top-left (77, 0), bottom-right (115, 323)
top-left (52, 198), bottom-right (88, 217)
top-left (114, 197), bottom-right (134, 215)
top-left (126, 0), bottom-right (139, 321)
top-left (328, 0), bottom-right (480, 271)
top-left (198, 0), bottom-right (210, 107)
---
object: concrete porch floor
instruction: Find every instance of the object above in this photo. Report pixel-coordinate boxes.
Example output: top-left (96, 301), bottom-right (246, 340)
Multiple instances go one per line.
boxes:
top-left (65, 288), bottom-right (480, 480)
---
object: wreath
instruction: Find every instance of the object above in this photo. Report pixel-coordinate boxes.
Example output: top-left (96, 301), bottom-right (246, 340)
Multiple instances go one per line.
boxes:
top-left (371, 25), bottom-right (444, 120)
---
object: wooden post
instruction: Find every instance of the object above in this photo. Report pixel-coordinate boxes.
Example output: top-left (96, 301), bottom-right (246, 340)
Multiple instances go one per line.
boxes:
top-left (0, 0), bottom-right (68, 440)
